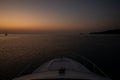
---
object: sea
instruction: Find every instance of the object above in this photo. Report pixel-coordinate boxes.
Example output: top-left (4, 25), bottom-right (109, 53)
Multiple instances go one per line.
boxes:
top-left (0, 33), bottom-right (120, 80)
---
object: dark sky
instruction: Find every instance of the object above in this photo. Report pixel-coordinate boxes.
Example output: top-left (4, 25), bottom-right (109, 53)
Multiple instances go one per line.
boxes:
top-left (0, 0), bottom-right (120, 32)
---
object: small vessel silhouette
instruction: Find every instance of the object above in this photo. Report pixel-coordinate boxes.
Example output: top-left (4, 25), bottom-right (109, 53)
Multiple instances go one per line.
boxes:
top-left (5, 33), bottom-right (8, 36)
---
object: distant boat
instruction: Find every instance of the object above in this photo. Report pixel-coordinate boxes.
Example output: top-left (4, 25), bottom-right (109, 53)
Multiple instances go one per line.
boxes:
top-left (13, 57), bottom-right (111, 80)
top-left (5, 33), bottom-right (8, 36)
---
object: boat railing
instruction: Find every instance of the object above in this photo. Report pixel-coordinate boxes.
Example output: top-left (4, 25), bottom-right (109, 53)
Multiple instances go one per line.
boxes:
top-left (13, 55), bottom-right (111, 79)
top-left (77, 56), bottom-right (110, 78)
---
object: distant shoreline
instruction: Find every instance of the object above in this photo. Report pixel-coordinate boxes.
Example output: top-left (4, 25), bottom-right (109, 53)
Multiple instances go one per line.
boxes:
top-left (90, 29), bottom-right (120, 34)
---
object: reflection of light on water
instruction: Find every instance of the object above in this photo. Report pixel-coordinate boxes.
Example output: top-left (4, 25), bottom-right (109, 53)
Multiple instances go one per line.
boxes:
top-left (0, 37), bottom-right (20, 39)
top-left (0, 34), bottom-right (20, 39)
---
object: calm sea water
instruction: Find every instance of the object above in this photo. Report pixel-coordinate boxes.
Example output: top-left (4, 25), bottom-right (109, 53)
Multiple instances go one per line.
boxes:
top-left (0, 33), bottom-right (120, 80)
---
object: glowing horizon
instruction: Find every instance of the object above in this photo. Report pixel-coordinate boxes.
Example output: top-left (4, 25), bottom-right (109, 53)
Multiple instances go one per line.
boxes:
top-left (0, 0), bottom-right (119, 32)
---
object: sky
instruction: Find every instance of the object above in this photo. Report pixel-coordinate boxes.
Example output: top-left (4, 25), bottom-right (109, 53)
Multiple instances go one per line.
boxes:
top-left (0, 0), bottom-right (120, 33)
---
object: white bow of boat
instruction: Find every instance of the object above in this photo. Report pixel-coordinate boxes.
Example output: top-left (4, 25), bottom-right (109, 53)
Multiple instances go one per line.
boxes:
top-left (13, 57), bottom-right (111, 80)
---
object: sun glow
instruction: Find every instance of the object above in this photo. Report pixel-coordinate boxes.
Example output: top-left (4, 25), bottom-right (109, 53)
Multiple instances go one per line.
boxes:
top-left (0, 0), bottom-right (119, 33)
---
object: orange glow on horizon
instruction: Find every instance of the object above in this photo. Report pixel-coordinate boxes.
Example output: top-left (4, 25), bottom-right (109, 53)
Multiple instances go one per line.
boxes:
top-left (0, 13), bottom-right (83, 31)
top-left (0, 7), bottom-right (84, 31)
top-left (0, 0), bottom-right (119, 33)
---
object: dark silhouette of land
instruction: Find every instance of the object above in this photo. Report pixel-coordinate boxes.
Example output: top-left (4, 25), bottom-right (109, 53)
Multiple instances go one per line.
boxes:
top-left (90, 29), bottom-right (120, 34)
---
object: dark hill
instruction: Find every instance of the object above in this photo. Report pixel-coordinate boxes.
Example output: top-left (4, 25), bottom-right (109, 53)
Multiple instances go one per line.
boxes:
top-left (90, 29), bottom-right (120, 34)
